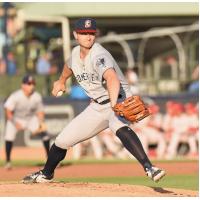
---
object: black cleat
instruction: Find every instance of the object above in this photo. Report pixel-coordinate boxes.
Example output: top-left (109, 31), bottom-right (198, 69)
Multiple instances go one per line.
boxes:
top-left (22, 170), bottom-right (53, 184)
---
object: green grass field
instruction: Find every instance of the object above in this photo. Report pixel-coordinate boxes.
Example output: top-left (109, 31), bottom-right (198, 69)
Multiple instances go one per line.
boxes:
top-left (58, 175), bottom-right (198, 191)
top-left (0, 159), bottom-right (198, 191)
top-left (0, 157), bottom-right (198, 167)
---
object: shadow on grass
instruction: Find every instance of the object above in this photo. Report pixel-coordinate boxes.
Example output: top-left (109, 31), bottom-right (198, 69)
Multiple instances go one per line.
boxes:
top-left (150, 187), bottom-right (192, 197)
top-left (151, 187), bottom-right (174, 194)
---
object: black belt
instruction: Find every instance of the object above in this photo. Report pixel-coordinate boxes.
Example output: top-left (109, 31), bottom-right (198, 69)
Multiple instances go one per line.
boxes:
top-left (93, 99), bottom-right (110, 105)
top-left (93, 94), bottom-right (123, 105)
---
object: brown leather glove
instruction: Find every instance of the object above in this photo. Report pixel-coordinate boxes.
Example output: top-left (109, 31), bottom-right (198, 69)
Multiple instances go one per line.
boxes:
top-left (113, 95), bottom-right (150, 123)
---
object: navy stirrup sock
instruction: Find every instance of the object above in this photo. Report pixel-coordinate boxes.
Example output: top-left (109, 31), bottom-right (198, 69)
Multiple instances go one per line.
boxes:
top-left (116, 126), bottom-right (152, 170)
top-left (5, 141), bottom-right (13, 162)
top-left (42, 143), bottom-right (67, 176)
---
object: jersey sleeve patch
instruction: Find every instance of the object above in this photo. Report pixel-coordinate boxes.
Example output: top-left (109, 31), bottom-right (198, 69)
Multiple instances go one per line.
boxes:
top-left (96, 57), bottom-right (106, 68)
top-left (95, 54), bottom-right (114, 81)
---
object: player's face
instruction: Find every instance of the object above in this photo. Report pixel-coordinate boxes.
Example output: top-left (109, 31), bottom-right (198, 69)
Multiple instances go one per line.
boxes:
top-left (21, 83), bottom-right (35, 96)
top-left (74, 31), bottom-right (96, 49)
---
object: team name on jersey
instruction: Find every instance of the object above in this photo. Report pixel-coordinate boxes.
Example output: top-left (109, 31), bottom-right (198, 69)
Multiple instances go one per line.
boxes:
top-left (75, 73), bottom-right (99, 83)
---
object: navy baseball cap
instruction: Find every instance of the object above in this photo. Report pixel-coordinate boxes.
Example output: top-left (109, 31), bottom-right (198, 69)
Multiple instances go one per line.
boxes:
top-left (22, 74), bottom-right (35, 85)
top-left (74, 17), bottom-right (96, 33)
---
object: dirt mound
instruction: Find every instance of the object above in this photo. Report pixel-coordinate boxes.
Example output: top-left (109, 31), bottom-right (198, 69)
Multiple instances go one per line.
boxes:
top-left (0, 182), bottom-right (197, 197)
top-left (0, 160), bottom-right (198, 197)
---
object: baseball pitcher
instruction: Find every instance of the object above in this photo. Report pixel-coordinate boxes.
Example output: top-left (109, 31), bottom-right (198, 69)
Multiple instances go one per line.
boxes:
top-left (22, 18), bottom-right (165, 183)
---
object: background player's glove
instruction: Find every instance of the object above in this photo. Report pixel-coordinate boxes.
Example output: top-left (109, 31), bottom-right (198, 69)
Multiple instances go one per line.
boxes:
top-left (32, 122), bottom-right (47, 136)
top-left (113, 95), bottom-right (150, 123)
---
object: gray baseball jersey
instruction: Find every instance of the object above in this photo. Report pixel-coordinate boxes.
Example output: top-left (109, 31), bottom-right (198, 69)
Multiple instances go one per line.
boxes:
top-left (55, 43), bottom-right (134, 149)
top-left (67, 42), bottom-right (132, 103)
top-left (4, 89), bottom-right (44, 141)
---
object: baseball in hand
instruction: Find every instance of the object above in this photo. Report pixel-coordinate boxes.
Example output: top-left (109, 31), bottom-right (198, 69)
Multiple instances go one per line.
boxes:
top-left (56, 91), bottom-right (63, 97)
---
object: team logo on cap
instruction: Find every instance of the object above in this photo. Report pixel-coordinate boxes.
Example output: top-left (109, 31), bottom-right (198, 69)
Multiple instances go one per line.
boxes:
top-left (28, 77), bottom-right (33, 82)
top-left (85, 20), bottom-right (92, 28)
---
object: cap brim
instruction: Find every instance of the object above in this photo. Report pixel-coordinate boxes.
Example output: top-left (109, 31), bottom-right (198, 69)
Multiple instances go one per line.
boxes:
top-left (23, 81), bottom-right (36, 85)
top-left (76, 29), bottom-right (96, 33)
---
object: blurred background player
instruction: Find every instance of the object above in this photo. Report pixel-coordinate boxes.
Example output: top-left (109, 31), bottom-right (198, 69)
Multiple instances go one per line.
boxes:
top-left (132, 103), bottom-right (166, 159)
top-left (162, 101), bottom-right (176, 143)
top-left (164, 102), bottom-right (198, 159)
top-left (99, 128), bottom-right (133, 159)
top-left (72, 135), bottom-right (103, 160)
top-left (182, 103), bottom-right (198, 158)
top-left (3, 74), bottom-right (51, 169)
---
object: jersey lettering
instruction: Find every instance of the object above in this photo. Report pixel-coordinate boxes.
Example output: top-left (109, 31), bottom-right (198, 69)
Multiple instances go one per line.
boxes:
top-left (76, 73), bottom-right (98, 83)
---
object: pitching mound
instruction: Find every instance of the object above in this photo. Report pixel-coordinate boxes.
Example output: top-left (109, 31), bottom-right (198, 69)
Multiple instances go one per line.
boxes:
top-left (0, 182), bottom-right (197, 197)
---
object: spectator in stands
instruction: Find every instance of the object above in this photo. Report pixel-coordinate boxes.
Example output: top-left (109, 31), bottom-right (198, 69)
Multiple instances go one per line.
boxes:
top-left (36, 52), bottom-right (57, 75)
top-left (0, 32), bottom-right (6, 59)
top-left (0, 57), bottom-right (6, 75)
top-left (6, 52), bottom-right (17, 75)
top-left (188, 65), bottom-right (199, 93)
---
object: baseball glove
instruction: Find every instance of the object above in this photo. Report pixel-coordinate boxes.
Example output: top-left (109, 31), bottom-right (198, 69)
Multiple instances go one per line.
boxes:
top-left (113, 95), bottom-right (150, 123)
top-left (32, 122), bottom-right (47, 136)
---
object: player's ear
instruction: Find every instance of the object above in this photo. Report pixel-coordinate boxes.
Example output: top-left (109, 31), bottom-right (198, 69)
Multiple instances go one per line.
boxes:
top-left (73, 31), bottom-right (78, 40)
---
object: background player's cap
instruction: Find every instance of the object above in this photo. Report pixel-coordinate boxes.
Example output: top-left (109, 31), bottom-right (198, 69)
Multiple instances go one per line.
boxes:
top-left (22, 74), bottom-right (36, 85)
top-left (74, 17), bottom-right (96, 33)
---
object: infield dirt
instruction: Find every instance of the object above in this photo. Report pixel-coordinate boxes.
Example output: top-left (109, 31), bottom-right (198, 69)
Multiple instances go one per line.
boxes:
top-left (0, 182), bottom-right (198, 197)
top-left (0, 147), bottom-right (198, 197)
top-left (0, 161), bottom-right (198, 197)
